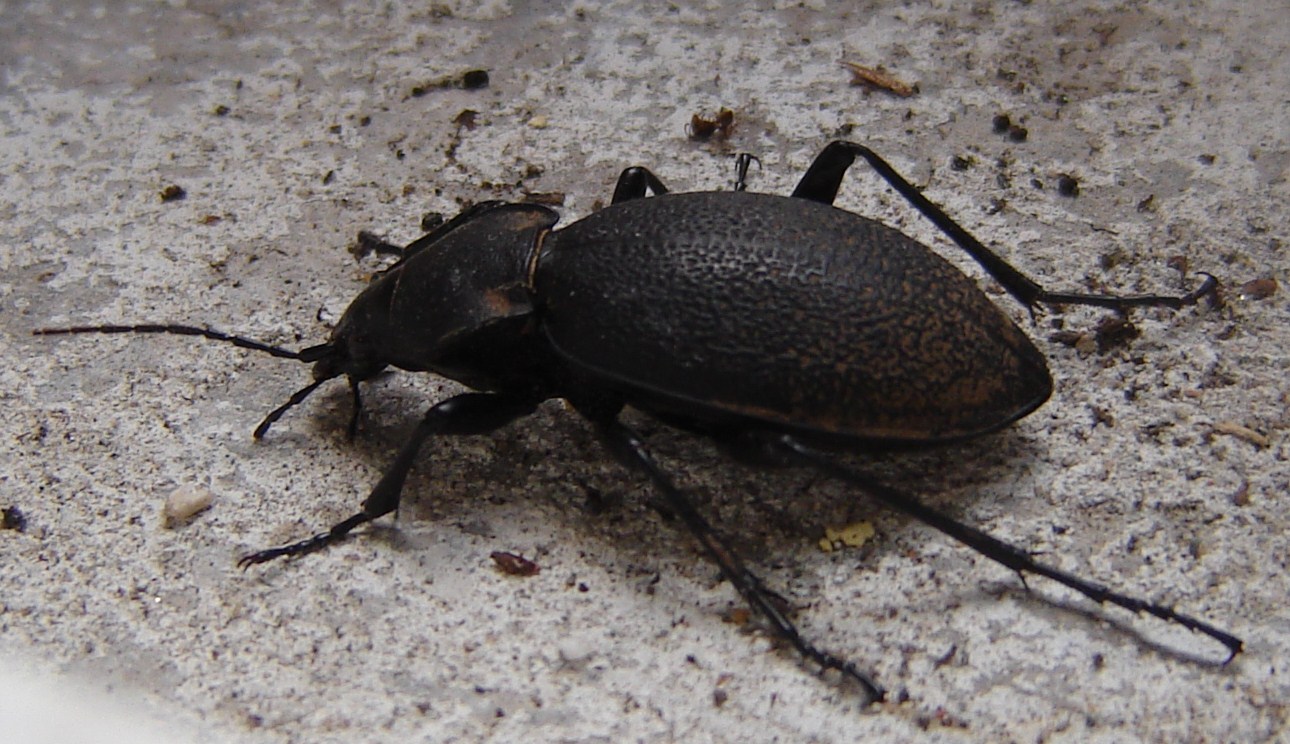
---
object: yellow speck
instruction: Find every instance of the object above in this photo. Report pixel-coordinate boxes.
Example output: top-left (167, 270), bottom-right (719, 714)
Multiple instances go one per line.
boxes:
top-left (527, 115), bottom-right (549, 129)
top-left (820, 521), bottom-right (875, 552)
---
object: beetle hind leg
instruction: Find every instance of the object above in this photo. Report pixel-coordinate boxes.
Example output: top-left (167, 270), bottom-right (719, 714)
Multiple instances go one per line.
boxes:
top-left (586, 413), bottom-right (886, 703)
top-left (792, 140), bottom-right (1217, 312)
top-left (772, 434), bottom-right (1244, 663)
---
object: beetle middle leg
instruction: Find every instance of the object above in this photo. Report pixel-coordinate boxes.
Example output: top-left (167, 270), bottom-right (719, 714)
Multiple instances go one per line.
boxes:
top-left (792, 140), bottom-right (1217, 312)
top-left (586, 412), bottom-right (887, 702)
top-left (239, 392), bottom-right (536, 567)
top-left (732, 153), bottom-right (760, 192)
top-left (767, 433), bottom-right (1244, 662)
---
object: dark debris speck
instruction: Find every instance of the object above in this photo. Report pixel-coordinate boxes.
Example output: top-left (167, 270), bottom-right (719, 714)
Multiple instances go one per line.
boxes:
top-left (2, 506), bottom-right (27, 532)
top-left (461, 69), bottom-right (490, 89)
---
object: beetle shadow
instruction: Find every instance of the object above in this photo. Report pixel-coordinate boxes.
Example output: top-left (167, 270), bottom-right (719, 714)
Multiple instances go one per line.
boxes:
top-left (301, 379), bottom-right (1048, 567)
top-left (275, 379), bottom-right (1232, 673)
top-left (722, 427), bottom-right (1051, 557)
top-left (575, 408), bottom-right (1048, 575)
top-left (287, 380), bottom-right (631, 533)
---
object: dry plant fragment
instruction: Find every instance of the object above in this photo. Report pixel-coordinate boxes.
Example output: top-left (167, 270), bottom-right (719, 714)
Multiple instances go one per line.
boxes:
top-left (841, 61), bottom-right (919, 97)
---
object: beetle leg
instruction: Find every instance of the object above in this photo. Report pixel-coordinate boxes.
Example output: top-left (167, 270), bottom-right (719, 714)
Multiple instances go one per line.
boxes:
top-left (611, 166), bottom-right (670, 204)
top-left (588, 414), bottom-right (886, 703)
top-left (239, 393), bottom-right (537, 567)
top-left (346, 377), bottom-right (363, 440)
top-left (354, 231), bottom-right (404, 259)
top-left (772, 434), bottom-right (1244, 663)
top-left (733, 153), bottom-right (761, 192)
top-left (792, 141), bottom-right (1217, 312)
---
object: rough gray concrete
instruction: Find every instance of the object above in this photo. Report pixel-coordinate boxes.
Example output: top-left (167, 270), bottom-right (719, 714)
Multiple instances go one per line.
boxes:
top-left (2, 1), bottom-right (1286, 741)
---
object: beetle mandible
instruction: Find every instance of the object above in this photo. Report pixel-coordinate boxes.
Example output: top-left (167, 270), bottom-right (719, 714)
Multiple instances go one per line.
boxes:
top-left (36, 141), bottom-right (1240, 702)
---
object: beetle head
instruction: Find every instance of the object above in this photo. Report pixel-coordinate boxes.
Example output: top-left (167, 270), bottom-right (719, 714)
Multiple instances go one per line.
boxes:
top-left (248, 330), bottom-right (390, 441)
top-left (34, 202), bottom-right (561, 440)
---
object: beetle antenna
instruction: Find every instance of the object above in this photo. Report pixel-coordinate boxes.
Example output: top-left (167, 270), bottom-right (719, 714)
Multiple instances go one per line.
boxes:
top-left (33, 323), bottom-right (308, 360)
top-left (34, 323), bottom-right (345, 439)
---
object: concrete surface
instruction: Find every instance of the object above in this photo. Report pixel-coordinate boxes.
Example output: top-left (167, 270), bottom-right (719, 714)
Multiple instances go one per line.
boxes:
top-left (2, 1), bottom-right (1287, 742)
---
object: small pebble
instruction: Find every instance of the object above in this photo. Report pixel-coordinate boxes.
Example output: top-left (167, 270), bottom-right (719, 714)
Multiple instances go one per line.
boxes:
top-left (162, 485), bottom-right (214, 527)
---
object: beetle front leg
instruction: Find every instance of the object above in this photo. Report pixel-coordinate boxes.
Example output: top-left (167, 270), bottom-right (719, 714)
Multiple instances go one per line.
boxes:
top-left (792, 140), bottom-right (1217, 312)
top-left (587, 413), bottom-right (886, 703)
top-left (239, 393), bottom-right (537, 567)
top-left (612, 166), bottom-right (670, 204)
top-left (346, 377), bottom-right (364, 440)
top-left (771, 434), bottom-right (1244, 663)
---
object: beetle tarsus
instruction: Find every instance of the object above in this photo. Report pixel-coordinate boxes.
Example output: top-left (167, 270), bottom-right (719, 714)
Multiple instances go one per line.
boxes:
top-left (238, 513), bottom-right (371, 567)
top-left (1032, 270), bottom-right (1219, 311)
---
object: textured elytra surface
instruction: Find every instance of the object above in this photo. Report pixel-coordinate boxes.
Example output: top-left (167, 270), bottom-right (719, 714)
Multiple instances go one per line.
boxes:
top-left (538, 191), bottom-right (1052, 441)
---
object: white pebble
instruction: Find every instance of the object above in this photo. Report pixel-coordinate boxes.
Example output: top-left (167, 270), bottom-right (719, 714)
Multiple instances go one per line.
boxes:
top-left (162, 485), bottom-right (214, 527)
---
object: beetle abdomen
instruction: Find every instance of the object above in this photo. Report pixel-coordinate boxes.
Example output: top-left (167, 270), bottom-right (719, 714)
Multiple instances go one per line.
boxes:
top-left (537, 191), bottom-right (1051, 442)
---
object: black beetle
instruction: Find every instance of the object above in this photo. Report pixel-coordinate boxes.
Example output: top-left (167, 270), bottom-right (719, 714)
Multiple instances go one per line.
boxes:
top-left (36, 141), bottom-right (1239, 702)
